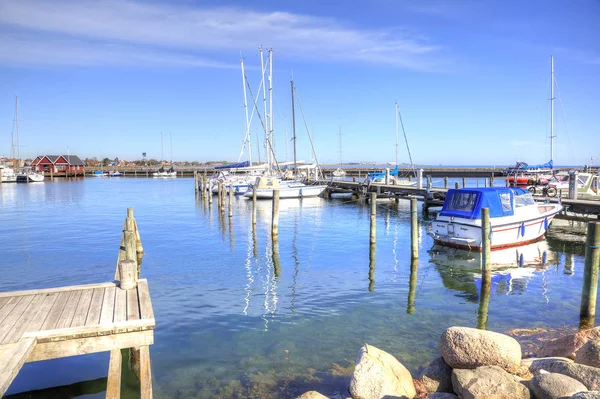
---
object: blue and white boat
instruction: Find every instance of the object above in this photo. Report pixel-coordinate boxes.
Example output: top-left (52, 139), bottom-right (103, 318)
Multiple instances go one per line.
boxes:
top-left (93, 170), bottom-right (107, 177)
top-left (429, 187), bottom-right (562, 251)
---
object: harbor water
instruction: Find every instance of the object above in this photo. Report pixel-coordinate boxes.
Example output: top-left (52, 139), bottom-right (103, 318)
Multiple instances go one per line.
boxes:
top-left (0, 178), bottom-right (591, 398)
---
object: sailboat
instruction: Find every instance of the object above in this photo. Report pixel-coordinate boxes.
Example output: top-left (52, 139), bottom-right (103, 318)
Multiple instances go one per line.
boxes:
top-left (365, 101), bottom-right (416, 186)
top-left (9, 97), bottom-right (44, 183)
top-left (332, 120), bottom-right (346, 178)
top-left (153, 132), bottom-right (177, 178)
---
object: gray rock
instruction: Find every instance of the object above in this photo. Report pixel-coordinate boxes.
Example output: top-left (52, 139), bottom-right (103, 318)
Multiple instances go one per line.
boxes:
top-left (571, 392), bottom-right (600, 399)
top-left (440, 326), bottom-right (522, 373)
top-left (349, 344), bottom-right (416, 399)
top-left (575, 339), bottom-right (600, 368)
top-left (427, 394), bottom-right (458, 399)
top-left (418, 356), bottom-right (453, 393)
top-left (530, 372), bottom-right (587, 398)
top-left (296, 392), bottom-right (329, 399)
top-left (538, 327), bottom-right (600, 359)
top-left (524, 358), bottom-right (600, 390)
top-left (452, 365), bottom-right (530, 399)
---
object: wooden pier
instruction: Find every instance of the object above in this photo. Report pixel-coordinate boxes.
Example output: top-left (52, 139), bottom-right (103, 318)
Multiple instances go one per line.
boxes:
top-left (0, 208), bottom-right (154, 398)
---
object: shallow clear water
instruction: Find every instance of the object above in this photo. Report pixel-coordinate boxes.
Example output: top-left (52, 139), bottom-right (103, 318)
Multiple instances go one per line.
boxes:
top-left (0, 178), bottom-right (591, 398)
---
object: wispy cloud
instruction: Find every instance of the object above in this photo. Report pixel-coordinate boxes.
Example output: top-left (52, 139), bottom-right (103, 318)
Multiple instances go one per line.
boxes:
top-left (0, 0), bottom-right (446, 70)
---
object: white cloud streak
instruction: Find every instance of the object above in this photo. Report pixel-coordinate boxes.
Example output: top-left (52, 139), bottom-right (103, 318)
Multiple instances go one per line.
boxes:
top-left (0, 0), bottom-right (445, 70)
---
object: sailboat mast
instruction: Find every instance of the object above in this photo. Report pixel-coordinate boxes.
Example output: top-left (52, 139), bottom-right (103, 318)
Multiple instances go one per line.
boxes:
top-left (550, 55), bottom-right (555, 168)
top-left (160, 132), bottom-right (164, 164)
top-left (269, 48), bottom-right (274, 164)
top-left (395, 101), bottom-right (399, 167)
top-left (170, 132), bottom-right (173, 164)
top-left (241, 57), bottom-right (252, 166)
top-left (291, 80), bottom-right (297, 171)
top-left (339, 119), bottom-right (343, 169)
top-left (260, 47), bottom-right (269, 170)
top-left (15, 96), bottom-right (20, 164)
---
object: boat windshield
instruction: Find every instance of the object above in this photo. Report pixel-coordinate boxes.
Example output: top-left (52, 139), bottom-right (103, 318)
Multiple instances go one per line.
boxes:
top-left (514, 193), bottom-right (535, 208)
top-left (579, 175), bottom-right (590, 186)
top-left (447, 192), bottom-right (478, 212)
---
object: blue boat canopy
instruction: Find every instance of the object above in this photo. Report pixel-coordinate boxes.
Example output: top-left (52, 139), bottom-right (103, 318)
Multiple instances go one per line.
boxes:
top-left (439, 187), bottom-right (530, 220)
top-left (366, 166), bottom-right (399, 180)
top-left (519, 160), bottom-right (553, 170)
top-left (215, 161), bottom-right (250, 169)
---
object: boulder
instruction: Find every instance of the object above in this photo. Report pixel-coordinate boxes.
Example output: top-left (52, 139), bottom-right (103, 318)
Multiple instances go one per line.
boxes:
top-left (349, 344), bottom-right (416, 399)
top-left (440, 327), bottom-right (522, 373)
top-left (296, 392), bottom-right (329, 399)
top-left (529, 371), bottom-right (587, 398)
top-left (524, 358), bottom-right (600, 390)
top-left (418, 357), bottom-right (453, 393)
top-left (538, 327), bottom-right (600, 359)
top-left (451, 365), bottom-right (530, 399)
top-left (571, 393), bottom-right (600, 399)
top-left (427, 394), bottom-right (458, 399)
top-left (575, 339), bottom-right (600, 368)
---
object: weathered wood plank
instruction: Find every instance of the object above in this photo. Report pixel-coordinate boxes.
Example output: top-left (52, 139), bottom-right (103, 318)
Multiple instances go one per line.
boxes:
top-left (137, 280), bottom-right (154, 320)
top-left (26, 330), bottom-right (153, 362)
top-left (26, 293), bottom-right (59, 333)
top-left (2, 294), bottom-right (46, 344)
top-left (139, 345), bottom-right (153, 399)
top-left (0, 297), bottom-right (22, 325)
top-left (0, 282), bottom-right (117, 299)
top-left (0, 296), bottom-right (35, 343)
top-left (54, 290), bottom-right (82, 330)
top-left (24, 318), bottom-right (154, 342)
top-left (114, 289), bottom-right (127, 323)
top-left (106, 349), bottom-right (122, 399)
top-left (0, 297), bottom-right (9, 311)
top-left (99, 286), bottom-right (116, 326)
top-left (41, 291), bottom-right (71, 331)
top-left (71, 289), bottom-right (93, 327)
top-left (85, 288), bottom-right (105, 327)
top-left (0, 337), bottom-right (36, 397)
top-left (126, 288), bottom-right (140, 321)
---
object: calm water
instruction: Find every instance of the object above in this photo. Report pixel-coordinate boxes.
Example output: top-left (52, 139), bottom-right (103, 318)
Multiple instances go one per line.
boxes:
top-left (0, 178), bottom-right (591, 398)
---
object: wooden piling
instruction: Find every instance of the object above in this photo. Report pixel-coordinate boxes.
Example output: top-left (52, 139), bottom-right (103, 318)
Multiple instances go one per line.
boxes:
top-left (370, 192), bottom-right (376, 245)
top-left (272, 189), bottom-right (280, 237)
top-left (368, 243), bottom-right (376, 292)
top-left (208, 180), bottom-right (213, 205)
top-left (106, 349), bottom-right (122, 399)
top-left (455, 182), bottom-right (459, 189)
top-left (580, 221), bottom-right (600, 327)
top-left (194, 171), bottom-right (198, 194)
top-left (411, 197), bottom-right (418, 259)
top-left (272, 237), bottom-right (281, 277)
top-left (481, 207), bottom-right (491, 271)
top-left (118, 260), bottom-right (137, 290)
top-left (228, 184), bottom-right (233, 218)
top-left (477, 266), bottom-right (491, 330)
top-left (444, 177), bottom-right (448, 189)
top-left (50, 168), bottom-right (54, 181)
top-left (426, 175), bottom-right (432, 191)
top-left (490, 173), bottom-right (494, 187)
top-left (407, 258), bottom-right (418, 314)
top-left (252, 187), bottom-right (257, 226)
top-left (462, 177), bottom-right (466, 188)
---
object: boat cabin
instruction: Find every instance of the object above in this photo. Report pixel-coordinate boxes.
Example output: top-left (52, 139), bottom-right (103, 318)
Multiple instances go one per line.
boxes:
top-left (439, 187), bottom-right (535, 220)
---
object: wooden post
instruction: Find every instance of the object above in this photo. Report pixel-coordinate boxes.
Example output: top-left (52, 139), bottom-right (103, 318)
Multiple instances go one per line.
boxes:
top-left (272, 190), bottom-right (280, 237)
top-left (462, 177), bottom-right (466, 188)
top-left (353, 177), bottom-right (357, 182)
top-left (477, 266), bottom-right (491, 330)
top-left (194, 171), bottom-right (198, 194)
top-left (407, 258), bottom-right (418, 314)
top-left (220, 183), bottom-right (225, 212)
top-left (50, 168), bottom-right (54, 181)
top-left (272, 237), bottom-right (281, 277)
top-left (228, 184), bottom-right (233, 218)
top-left (426, 175), bottom-right (432, 191)
top-left (481, 207), bottom-right (491, 271)
top-left (411, 197), bottom-right (418, 259)
top-left (370, 192), bottom-right (376, 245)
top-left (444, 177), bottom-right (448, 189)
top-left (455, 182), bottom-right (459, 189)
top-left (368, 243), bottom-right (376, 292)
top-left (208, 180), bottom-right (213, 205)
top-left (506, 178), bottom-right (509, 187)
top-left (106, 349), bottom-right (122, 399)
top-left (580, 221), bottom-right (600, 328)
top-left (490, 173), bottom-right (494, 187)
top-left (252, 187), bottom-right (257, 226)
top-left (118, 260), bottom-right (137, 290)
top-left (139, 345), bottom-right (153, 399)
top-left (484, 178), bottom-right (488, 187)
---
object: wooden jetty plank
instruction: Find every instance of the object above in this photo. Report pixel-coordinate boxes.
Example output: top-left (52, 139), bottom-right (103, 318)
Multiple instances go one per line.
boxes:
top-left (0, 282), bottom-right (117, 299)
top-left (137, 280), bottom-right (154, 320)
top-left (0, 297), bottom-right (22, 325)
top-left (0, 337), bottom-right (36, 397)
top-left (54, 290), bottom-right (82, 330)
top-left (26, 329), bottom-right (153, 362)
top-left (106, 349), bottom-right (122, 399)
top-left (70, 289), bottom-right (94, 327)
top-left (41, 291), bottom-right (71, 331)
top-left (2, 294), bottom-right (46, 344)
top-left (0, 297), bottom-right (9, 311)
top-left (0, 296), bottom-right (35, 343)
top-left (126, 288), bottom-right (140, 321)
top-left (24, 319), bottom-right (154, 342)
top-left (24, 293), bottom-right (59, 332)
top-left (139, 345), bottom-right (153, 399)
top-left (114, 289), bottom-right (127, 323)
top-left (99, 286), bottom-right (116, 325)
top-left (85, 288), bottom-right (105, 327)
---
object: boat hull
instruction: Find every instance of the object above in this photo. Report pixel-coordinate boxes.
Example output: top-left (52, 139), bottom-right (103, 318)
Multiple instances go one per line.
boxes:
top-left (244, 184), bottom-right (327, 199)
top-left (17, 174), bottom-right (45, 182)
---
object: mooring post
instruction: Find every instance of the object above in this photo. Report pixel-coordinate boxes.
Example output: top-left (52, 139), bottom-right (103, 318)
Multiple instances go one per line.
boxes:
top-left (417, 169), bottom-right (423, 190)
top-left (353, 177), bottom-right (356, 182)
top-left (228, 184), bottom-right (233, 218)
top-left (481, 207), bottom-right (491, 270)
top-left (272, 189), bottom-right (280, 237)
top-left (580, 221), bottom-right (600, 328)
top-left (208, 180), bottom-right (213, 205)
top-left (455, 182), bottom-right (459, 189)
top-left (194, 171), bottom-right (198, 194)
top-left (220, 183), bottom-right (225, 212)
top-left (252, 187), bottom-right (257, 226)
top-left (444, 177), bottom-right (448, 189)
top-left (505, 178), bottom-right (509, 187)
top-left (569, 171), bottom-right (578, 200)
top-left (411, 197), bottom-right (418, 260)
top-left (426, 175), bottom-right (432, 191)
top-left (490, 173), bottom-right (495, 187)
top-left (118, 260), bottom-right (137, 290)
top-left (370, 192), bottom-right (377, 245)
top-left (462, 177), bottom-right (466, 188)
top-left (407, 258), bottom-right (418, 314)
top-left (477, 266), bottom-right (491, 330)
top-left (50, 168), bottom-right (54, 181)
top-left (272, 236), bottom-right (281, 277)
top-left (368, 243), bottom-right (376, 292)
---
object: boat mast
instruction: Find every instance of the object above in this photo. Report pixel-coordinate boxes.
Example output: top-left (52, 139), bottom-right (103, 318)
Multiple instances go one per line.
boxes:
top-left (260, 46), bottom-right (269, 171)
top-left (241, 56), bottom-right (252, 166)
top-left (550, 55), bottom-right (555, 168)
top-left (160, 132), bottom-right (164, 165)
top-left (338, 118), bottom-right (343, 170)
top-left (291, 80), bottom-right (297, 172)
top-left (395, 101), bottom-right (399, 167)
top-left (268, 48), bottom-right (274, 168)
top-left (169, 132), bottom-right (173, 165)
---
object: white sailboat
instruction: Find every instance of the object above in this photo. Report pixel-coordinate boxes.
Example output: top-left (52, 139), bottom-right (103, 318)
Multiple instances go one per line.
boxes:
top-left (332, 120), bottom-right (346, 178)
top-left (153, 132), bottom-right (177, 178)
top-left (10, 97), bottom-right (44, 183)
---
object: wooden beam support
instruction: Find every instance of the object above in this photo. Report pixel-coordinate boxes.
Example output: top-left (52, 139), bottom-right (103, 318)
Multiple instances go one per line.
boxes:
top-left (139, 345), bottom-right (153, 399)
top-left (106, 349), bottom-right (122, 399)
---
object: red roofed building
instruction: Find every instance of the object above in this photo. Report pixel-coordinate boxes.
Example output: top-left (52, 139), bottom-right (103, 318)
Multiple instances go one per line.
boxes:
top-left (31, 155), bottom-right (85, 176)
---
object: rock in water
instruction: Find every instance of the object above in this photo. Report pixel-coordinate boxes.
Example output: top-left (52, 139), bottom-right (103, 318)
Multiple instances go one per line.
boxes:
top-left (538, 327), bottom-right (600, 359)
top-left (418, 357), bottom-right (453, 393)
top-left (524, 358), bottom-right (600, 390)
top-left (451, 366), bottom-right (530, 399)
top-left (571, 393), bottom-right (600, 399)
top-left (349, 344), bottom-right (416, 399)
top-left (439, 327), bottom-right (522, 373)
top-left (575, 339), bottom-right (600, 368)
top-left (296, 392), bottom-right (330, 399)
top-left (427, 394), bottom-right (458, 399)
top-left (529, 372), bottom-right (587, 398)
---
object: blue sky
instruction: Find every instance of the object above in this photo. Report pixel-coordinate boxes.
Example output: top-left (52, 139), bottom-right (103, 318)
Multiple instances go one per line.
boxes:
top-left (0, 0), bottom-right (598, 166)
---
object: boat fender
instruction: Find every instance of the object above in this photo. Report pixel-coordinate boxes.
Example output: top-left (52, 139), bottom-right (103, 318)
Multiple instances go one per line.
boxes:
top-left (520, 223), bottom-right (525, 237)
top-left (519, 253), bottom-right (524, 267)
top-left (544, 217), bottom-right (548, 230)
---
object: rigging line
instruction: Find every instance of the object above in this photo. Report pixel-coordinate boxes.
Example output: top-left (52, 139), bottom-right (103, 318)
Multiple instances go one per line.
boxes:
top-left (294, 87), bottom-right (323, 180)
top-left (553, 77), bottom-right (576, 163)
top-left (238, 73), bottom-right (265, 162)
top-left (397, 105), bottom-right (416, 177)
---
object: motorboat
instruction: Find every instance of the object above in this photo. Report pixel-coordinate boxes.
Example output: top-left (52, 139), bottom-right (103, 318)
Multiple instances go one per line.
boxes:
top-left (1, 165), bottom-right (17, 182)
top-left (16, 168), bottom-right (44, 182)
top-left (109, 171), bottom-right (122, 177)
top-left (545, 172), bottom-right (599, 198)
top-left (365, 166), bottom-right (416, 186)
top-left (153, 166), bottom-right (177, 178)
top-left (428, 187), bottom-right (562, 250)
top-left (332, 168), bottom-right (346, 178)
top-left (243, 176), bottom-right (327, 199)
top-left (93, 170), bottom-right (107, 177)
top-left (210, 161), bottom-right (268, 194)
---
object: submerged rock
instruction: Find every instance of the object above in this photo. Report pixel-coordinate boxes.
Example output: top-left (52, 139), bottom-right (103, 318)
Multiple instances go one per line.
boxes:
top-left (571, 392), bottom-right (600, 399)
top-left (538, 327), bottom-right (600, 359)
top-left (451, 366), bottom-right (530, 399)
top-left (418, 357), bottom-right (453, 393)
top-left (349, 344), bottom-right (416, 399)
top-left (529, 371), bottom-right (587, 399)
top-left (440, 327), bottom-right (522, 373)
top-left (575, 339), bottom-right (600, 368)
top-left (296, 391), bottom-right (330, 399)
top-left (427, 394), bottom-right (458, 399)
top-left (523, 358), bottom-right (600, 391)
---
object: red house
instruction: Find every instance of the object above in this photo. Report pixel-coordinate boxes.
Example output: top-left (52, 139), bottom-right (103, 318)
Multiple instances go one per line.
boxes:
top-left (31, 155), bottom-right (85, 176)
